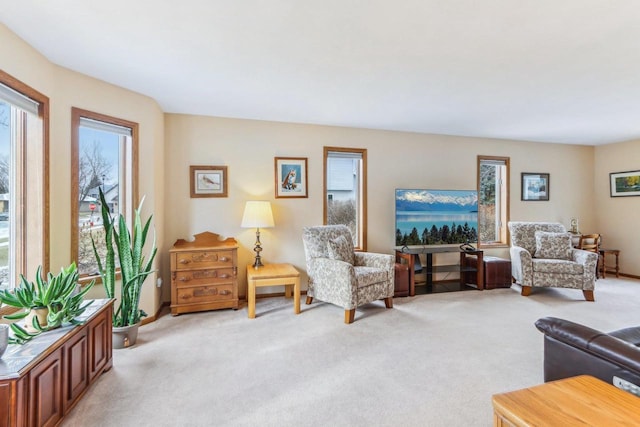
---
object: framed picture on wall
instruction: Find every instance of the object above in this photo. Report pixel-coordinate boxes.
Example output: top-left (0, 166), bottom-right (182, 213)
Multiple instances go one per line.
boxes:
top-left (521, 172), bottom-right (550, 201)
top-left (275, 157), bottom-right (308, 198)
top-left (190, 165), bottom-right (228, 198)
top-left (610, 170), bottom-right (640, 197)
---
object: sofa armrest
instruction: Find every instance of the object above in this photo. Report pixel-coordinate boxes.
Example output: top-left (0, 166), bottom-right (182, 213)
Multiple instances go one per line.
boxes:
top-left (535, 317), bottom-right (640, 379)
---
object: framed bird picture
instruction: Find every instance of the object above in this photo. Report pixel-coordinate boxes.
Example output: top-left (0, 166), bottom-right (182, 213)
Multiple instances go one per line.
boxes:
top-left (190, 165), bottom-right (228, 198)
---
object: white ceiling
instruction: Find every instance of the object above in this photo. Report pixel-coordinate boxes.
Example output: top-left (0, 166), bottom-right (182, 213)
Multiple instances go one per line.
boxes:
top-left (3, 1), bottom-right (640, 145)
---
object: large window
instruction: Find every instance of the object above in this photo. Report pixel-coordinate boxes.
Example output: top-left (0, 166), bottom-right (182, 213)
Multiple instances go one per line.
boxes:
top-left (71, 108), bottom-right (138, 280)
top-left (323, 147), bottom-right (367, 250)
top-left (477, 156), bottom-right (509, 247)
top-left (0, 71), bottom-right (49, 290)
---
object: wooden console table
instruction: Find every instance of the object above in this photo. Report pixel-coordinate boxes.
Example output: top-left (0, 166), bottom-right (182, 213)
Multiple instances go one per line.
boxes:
top-left (394, 246), bottom-right (483, 296)
top-left (492, 375), bottom-right (640, 426)
top-left (0, 299), bottom-right (113, 427)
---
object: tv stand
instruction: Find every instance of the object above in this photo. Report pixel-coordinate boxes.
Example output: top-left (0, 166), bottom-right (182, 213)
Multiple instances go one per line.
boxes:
top-left (395, 246), bottom-right (484, 296)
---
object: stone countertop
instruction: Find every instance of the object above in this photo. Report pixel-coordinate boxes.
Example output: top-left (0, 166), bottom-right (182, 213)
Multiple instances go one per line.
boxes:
top-left (0, 298), bottom-right (111, 380)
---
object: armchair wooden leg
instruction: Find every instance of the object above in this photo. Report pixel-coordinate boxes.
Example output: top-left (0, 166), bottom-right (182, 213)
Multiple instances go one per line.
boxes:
top-left (384, 297), bottom-right (393, 308)
top-left (344, 309), bottom-right (355, 324)
top-left (583, 290), bottom-right (595, 302)
top-left (521, 286), bottom-right (532, 296)
top-left (305, 296), bottom-right (313, 305)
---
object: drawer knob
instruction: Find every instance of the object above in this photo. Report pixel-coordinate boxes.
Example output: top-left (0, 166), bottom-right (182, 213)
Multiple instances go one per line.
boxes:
top-left (179, 259), bottom-right (191, 265)
top-left (219, 256), bottom-right (228, 262)
top-left (219, 290), bottom-right (231, 295)
top-left (219, 273), bottom-right (229, 279)
top-left (179, 277), bottom-right (191, 282)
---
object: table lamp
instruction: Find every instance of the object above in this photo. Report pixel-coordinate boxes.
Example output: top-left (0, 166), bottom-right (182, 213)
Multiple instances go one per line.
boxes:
top-left (241, 201), bottom-right (275, 268)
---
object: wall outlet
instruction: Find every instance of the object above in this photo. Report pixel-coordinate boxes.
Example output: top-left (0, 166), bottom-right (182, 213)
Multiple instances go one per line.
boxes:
top-left (156, 277), bottom-right (163, 288)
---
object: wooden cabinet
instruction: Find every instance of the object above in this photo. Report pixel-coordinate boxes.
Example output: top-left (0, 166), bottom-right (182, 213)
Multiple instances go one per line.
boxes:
top-left (170, 231), bottom-right (239, 315)
top-left (0, 299), bottom-right (113, 427)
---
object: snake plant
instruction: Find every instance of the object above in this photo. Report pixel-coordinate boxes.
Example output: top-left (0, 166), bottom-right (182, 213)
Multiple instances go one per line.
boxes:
top-left (91, 188), bottom-right (157, 328)
top-left (0, 262), bottom-right (94, 344)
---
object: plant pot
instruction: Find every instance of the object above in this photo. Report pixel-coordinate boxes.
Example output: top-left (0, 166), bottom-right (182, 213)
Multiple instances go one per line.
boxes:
top-left (24, 307), bottom-right (49, 333)
top-left (0, 324), bottom-right (8, 358)
top-left (112, 322), bottom-right (140, 349)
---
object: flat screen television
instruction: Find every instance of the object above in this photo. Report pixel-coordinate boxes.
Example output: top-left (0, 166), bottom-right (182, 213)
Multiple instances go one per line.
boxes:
top-left (395, 189), bottom-right (478, 246)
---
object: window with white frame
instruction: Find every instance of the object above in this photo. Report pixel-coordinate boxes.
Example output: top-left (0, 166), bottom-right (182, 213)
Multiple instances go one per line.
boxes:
top-left (477, 156), bottom-right (509, 247)
top-left (71, 108), bottom-right (138, 279)
top-left (0, 72), bottom-right (48, 290)
top-left (324, 147), bottom-right (367, 250)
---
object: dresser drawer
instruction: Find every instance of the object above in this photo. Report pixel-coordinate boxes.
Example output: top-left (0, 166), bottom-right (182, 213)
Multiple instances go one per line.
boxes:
top-left (176, 284), bottom-right (235, 305)
top-left (173, 268), bottom-right (235, 287)
top-left (174, 250), bottom-right (235, 270)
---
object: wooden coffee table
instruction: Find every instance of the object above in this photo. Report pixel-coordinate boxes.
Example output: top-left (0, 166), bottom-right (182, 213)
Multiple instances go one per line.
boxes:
top-left (492, 375), bottom-right (640, 426)
top-left (246, 263), bottom-right (300, 319)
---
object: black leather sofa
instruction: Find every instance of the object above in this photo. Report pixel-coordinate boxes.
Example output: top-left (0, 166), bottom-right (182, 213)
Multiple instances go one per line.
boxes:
top-left (535, 317), bottom-right (640, 389)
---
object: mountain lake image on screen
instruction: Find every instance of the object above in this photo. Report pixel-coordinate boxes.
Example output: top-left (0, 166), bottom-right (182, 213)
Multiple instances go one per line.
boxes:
top-left (395, 189), bottom-right (478, 246)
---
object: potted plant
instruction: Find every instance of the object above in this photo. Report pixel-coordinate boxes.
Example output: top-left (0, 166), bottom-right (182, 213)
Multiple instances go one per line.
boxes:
top-left (0, 262), bottom-right (94, 344)
top-left (92, 188), bottom-right (157, 348)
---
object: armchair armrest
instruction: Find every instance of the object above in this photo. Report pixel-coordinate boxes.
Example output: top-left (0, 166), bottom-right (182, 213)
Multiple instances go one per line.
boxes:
top-left (571, 248), bottom-right (599, 266)
top-left (510, 245), bottom-right (532, 287)
top-left (354, 252), bottom-right (394, 270)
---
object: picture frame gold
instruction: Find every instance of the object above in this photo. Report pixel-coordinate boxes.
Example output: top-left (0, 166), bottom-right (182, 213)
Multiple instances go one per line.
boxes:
top-left (190, 165), bottom-right (228, 198)
top-left (275, 157), bottom-right (308, 198)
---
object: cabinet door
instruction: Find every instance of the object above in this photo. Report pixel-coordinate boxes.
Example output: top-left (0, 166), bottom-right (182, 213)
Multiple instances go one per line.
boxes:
top-left (29, 348), bottom-right (63, 427)
top-left (63, 329), bottom-right (88, 412)
top-left (88, 308), bottom-right (111, 381)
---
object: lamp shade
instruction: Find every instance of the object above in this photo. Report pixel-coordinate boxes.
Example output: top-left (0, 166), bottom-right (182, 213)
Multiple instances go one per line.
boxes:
top-left (241, 201), bottom-right (275, 228)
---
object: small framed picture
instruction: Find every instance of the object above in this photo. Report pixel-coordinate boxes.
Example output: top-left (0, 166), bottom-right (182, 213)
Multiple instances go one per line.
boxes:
top-left (275, 157), bottom-right (308, 198)
top-left (190, 165), bottom-right (228, 198)
top-left (521, 173), bottom-right (549, 201)
top-left (610, 170), bottom-right (640, 197)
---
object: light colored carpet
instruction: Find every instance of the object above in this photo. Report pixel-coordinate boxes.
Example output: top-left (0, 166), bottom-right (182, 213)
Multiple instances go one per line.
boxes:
top-left (62, 277), bottom-right (640, 427)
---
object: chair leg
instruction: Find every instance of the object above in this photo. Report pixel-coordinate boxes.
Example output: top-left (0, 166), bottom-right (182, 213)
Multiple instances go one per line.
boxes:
top-left (583, 290), bottom-right (595, 302)
top-left (344, 309), bottom-right (355, 324)
top-left (384, 297), bottom-right (393, 308)
top-left (521, 286), bottom-right (532, 296)
top-left (305, 296), bottom-right (313, 305)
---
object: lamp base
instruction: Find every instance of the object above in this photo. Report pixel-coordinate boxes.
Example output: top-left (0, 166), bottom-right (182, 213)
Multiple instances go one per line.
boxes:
top-left (252, 228), bottom-right (264, 269)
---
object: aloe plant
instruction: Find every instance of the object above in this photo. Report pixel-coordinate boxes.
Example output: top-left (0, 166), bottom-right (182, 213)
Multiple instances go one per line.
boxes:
top-left (91, 188), bottom-right (157, 328)
top-left (0, 262), bottom-right (95, 344)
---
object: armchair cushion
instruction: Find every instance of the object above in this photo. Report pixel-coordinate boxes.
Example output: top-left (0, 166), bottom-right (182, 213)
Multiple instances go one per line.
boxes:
top-left (533, 259), bottom-right (583, 274)
top-left (534, 231), bottom-right (573, 260)
top-left (327, 235), bottom-right (354, 265)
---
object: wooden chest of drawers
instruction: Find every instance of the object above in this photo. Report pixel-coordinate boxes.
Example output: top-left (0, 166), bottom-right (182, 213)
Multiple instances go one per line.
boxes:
top-left (170, 232), bottom-right (239, 315)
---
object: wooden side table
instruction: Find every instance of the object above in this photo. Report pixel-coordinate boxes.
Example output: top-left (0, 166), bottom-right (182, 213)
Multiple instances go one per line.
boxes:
top-left (599, 248), bottom-right (620, 278)
top-left (246, 263), bottom-right (300, 319)
top-left (492, 375), bottom-right (640, 426)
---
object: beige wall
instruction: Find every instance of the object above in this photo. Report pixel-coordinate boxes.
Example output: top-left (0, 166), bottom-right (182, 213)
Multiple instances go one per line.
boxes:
top-left (2, 21), bottom-right (633, 315)
top-left (0, 24), bottom-right (165, 318)
top-left (164, 114), bottom-right (597, 296)
top-left (595, 139), bottom-right (640, 276)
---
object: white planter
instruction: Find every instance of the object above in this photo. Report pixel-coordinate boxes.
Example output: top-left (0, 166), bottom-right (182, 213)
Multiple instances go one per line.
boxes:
top-left (0, 324), bottom-right (8, 358)
top-left (112, 322), bottom-right (140, 349)
top-left (23, 307), bottom-right (48, 333)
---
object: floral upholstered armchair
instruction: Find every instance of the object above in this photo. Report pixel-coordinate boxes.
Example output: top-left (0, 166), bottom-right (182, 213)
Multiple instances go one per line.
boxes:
top-left (302, 225), bottom-right (394, 324)
top-left (508, 221), bottom-right (599, 301)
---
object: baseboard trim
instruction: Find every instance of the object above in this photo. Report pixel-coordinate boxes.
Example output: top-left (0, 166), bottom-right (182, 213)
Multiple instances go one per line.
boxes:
top-left (141, 301), bottom-right (170, 325)
top-left (620, 272), bottom-right (640, 280)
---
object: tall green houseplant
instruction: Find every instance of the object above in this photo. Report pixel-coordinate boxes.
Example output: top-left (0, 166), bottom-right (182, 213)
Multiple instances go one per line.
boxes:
top-left (92, 188), bottom-right (157, 328)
